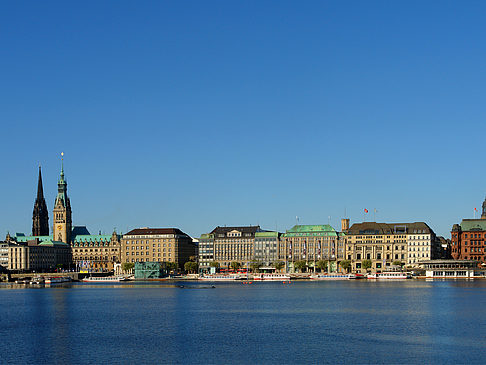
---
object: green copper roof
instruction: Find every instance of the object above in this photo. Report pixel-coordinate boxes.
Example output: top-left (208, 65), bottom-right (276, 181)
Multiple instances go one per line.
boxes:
top-left (283, 224), bottom-right (338, 237)
top-left (255, 231), bottom-right (279, 238)
top-left (460, 219), bottom-right (486, 231)
top-left (15, 235), bottom-right (52, 242)
top-left (38, 239), bottom-right (70, 247)
top-left (72, 234), bottom-right (112, 243)
top-left (199, 233), bottom-right (214, 239)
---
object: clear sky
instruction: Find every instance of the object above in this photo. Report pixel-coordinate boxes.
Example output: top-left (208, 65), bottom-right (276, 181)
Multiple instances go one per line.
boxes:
top-left (1, 1), bottom-right (486, 238)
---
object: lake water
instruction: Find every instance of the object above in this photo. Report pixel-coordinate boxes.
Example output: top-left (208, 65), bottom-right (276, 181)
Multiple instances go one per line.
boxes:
top-left (1, 280), bottom-right (485, 364)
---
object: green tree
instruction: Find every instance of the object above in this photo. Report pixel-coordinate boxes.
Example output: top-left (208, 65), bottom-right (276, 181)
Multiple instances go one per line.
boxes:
top-left (230, 261), bottom-right (241, 271)
top-left (362, 259), bottom-right (373, 272)
top-left (184, 261), bottom-right (198, 273)
top-left (209, 261), bottom-right (220, 268)
top-left (122, 262), bottom-right (134, 272)
top-left (250, 261), bottom-right (262, 273)
top-left (165, 262), bottom-right (178, 272)
top-left (392, 260), bottom-right (404, 268)
top-left (316, 260), bottom-right (328, 272)
top-left (273, 261), bottom-right (285, 271)
top-left (294, 260), bottom-right (307, 273)
top-left (340, 260), bottom-right (352, 273)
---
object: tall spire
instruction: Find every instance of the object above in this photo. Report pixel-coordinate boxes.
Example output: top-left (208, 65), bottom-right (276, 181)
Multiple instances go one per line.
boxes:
top-left (37, 164), bottom-right (44, 199)
top-left (53, 152), bottom-right (72, 243)
top-left (32, 165), bottom-right (49, 236)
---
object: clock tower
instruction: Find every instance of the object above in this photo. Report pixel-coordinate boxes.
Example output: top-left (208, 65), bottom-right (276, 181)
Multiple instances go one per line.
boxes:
top-left (53, 154), bottom-right (72, 243)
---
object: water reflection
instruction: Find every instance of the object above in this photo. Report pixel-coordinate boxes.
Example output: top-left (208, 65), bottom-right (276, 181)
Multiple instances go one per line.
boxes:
top-left (1, 280), bottom-right (486, 364)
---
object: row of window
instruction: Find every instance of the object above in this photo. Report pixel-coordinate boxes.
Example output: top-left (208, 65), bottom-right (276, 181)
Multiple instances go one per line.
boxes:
top-left (126, 252), bottom-right (172, 257)
top-left (125, 239), bottom-right (174, 244)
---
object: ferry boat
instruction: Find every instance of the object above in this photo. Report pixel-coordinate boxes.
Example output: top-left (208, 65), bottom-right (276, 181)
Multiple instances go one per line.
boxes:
top-left (310, 274), bottom-right (355, 280)
top-left (199, 274), bottom-right (245, 281)
top-left (30, 276), bottom-right (45, 285)
top-left (15, 279), bottom-right (30, 284)
top-left (367, 272), bottom-right (410, 279)
top-left (45, 276), bottom-right (72, 285)
top-left (252, 274), bottom-right (291, 281)
top-left (81, 276), bottom-right (130, 282)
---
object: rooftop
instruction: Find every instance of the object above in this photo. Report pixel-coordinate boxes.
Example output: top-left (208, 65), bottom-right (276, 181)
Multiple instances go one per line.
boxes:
top-left (125, 228), bottom-right (188, 236)
top-left (284, 224), bottom-right (338, 237)
top-left (459, 219), bottom-right (486, 231)
top-left (347, 222), bottom-right (433, 235)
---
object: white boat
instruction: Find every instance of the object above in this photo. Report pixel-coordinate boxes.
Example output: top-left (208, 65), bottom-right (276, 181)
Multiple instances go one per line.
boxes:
top-left (45, 276), bottom-right (72, 284)
top-left (368, 272), bottom-right (410, 280)
top-left (30, 276), bottom-right (45, 285)
top-left (199, 274), bottom-right (244, 281)
top-left (252, 274), bottom-right (291, 281)
top-left (311, 274), bottom-right (354, 280)
top-left (82, 276), bottom-right (130, 282)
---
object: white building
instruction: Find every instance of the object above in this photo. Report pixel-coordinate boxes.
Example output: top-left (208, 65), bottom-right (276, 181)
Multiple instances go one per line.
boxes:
top-left (407, 226), bottom-right (441, 267)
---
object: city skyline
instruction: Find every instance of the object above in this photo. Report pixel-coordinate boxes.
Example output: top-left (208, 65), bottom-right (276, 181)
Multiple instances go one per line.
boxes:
top-left (2, 1), bottom-right (486, 238)
top-left (3, 156), bottom-right (484, 239)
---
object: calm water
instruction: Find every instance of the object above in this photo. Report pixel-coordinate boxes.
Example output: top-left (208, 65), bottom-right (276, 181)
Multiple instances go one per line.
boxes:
top-left (1, 280), bottom-right (485, 364)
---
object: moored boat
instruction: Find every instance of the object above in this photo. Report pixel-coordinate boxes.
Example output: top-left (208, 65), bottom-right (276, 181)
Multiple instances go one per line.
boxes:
top-left (81, 276), bottom-right (130, 282)
top-left (45, 276), bottom-right (72, 285)
top-left (199, 274), bottom-right (245, 281)
top-left (367, 272), bottom-right (410, 279)
top-left (252, 274), bottom-right (291, 281)
top-left (30, 276), bottom-right (45, 285)
top-left (310, 274), bottom-right (354, 280)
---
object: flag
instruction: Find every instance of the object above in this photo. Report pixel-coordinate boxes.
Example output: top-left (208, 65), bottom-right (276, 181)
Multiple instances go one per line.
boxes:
top-left (364, 209), bottom-right (369, 213)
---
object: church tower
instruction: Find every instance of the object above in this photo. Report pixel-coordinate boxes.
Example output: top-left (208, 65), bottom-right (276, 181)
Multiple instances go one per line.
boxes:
top-left (32, 165), bottom-right (49, 236)
top-left (53, 154), bottom-right (72, 243)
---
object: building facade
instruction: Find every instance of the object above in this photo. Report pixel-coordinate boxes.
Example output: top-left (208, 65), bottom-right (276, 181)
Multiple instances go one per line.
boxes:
top-left (451, 220), bottom-right (486, 262)
top-left (0, 241), bottom-right (9, 270)
top-left (8, 239), bottom-right (72, 272)
top-left (281, 224), bottom-right (344, 272)
top-left (346, 222), bottom-right (439, 273)
top-left (450, 197), bottom-right (486, 264)
top-left (121, 228), bottom-right (196, 269)
top-left (198, 233), bottom-right (214, 273)
top-left (71, 229), bottom-right (121, 272)
top-left (208, 226), bottom-right (261, 269)
top-left (254, 231), bottom-right (281, 266)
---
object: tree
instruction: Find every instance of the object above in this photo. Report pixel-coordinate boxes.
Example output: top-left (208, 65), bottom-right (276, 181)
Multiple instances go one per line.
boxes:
top-left (362, 259), bottom-right (372, 272)
top-left (316, 260), bottom-right (328, 272)
top-left (250, 261), bottom-right (262, 273)
top-left (209, 261), bottom-right (220, 268)
top-left (273, 261), bottom-right (285, 271)
top-left (165, 262), bottom-right (178, 272)
top-left (340, 260), bottom-right (351, 273)
top-left (393, 260), bottom-right (404, 268)
top-left (294, 260), bottom-right (307, 273)
top-left (230, 261), bottom-right (241, 271)
top-left (122, 262), bottom-right (134, 272)
top-left (184, 261), bottom-right (198, 273)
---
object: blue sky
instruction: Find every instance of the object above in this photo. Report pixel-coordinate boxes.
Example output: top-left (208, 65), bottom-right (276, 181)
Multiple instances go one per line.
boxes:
top-left (1, 1), bottom-right (486, 238)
